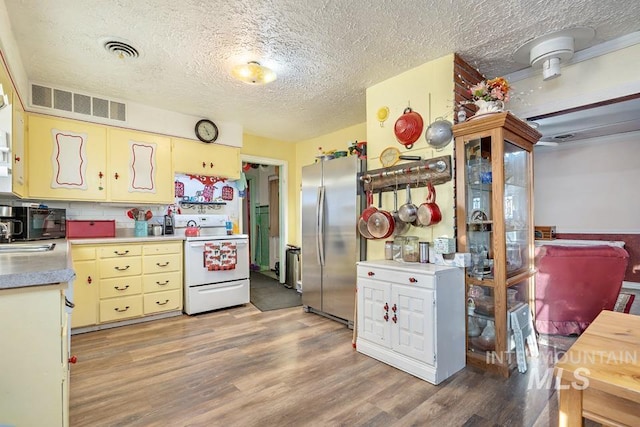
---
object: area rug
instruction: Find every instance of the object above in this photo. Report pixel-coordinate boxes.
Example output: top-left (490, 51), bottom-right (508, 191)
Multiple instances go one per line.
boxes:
top-left (614, 292), bottom-right (635, 313)
top-left (249, 271), bottom-right (302, 312)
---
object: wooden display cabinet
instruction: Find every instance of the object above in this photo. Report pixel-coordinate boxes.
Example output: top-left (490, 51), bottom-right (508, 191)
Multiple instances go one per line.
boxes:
top-left (453, 112), bottom-right (541, 377)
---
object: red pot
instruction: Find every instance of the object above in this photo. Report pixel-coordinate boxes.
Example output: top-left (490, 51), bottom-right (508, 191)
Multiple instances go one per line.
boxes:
top-left (416, 182), bottom-right (442, 226)
top-left (394, 107), bottom-right (424, 149)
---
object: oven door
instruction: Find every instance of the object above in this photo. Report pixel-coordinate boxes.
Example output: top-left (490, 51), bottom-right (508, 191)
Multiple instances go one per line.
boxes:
top-left (184, 238), bottom-right (249, 286)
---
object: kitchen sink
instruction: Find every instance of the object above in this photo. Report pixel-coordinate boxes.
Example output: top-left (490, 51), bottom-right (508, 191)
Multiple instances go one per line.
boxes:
top-left (0, 243), bottom-right (56, 253)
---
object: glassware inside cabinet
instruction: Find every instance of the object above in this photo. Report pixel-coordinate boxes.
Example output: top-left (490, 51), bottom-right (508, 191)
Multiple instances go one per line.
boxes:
top-left (465, 136), bottom-right (494, 279)
top-left (467, 284), bottom-right (496, 353)
top-left (503, 141), bottom-right (531, 276)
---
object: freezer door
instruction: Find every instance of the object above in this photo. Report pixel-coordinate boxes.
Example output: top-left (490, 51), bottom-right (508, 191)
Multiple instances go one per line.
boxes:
top-left (301, 161), bottom-right (323, 311)
top-left (321, 156), bottom-right (361, 321)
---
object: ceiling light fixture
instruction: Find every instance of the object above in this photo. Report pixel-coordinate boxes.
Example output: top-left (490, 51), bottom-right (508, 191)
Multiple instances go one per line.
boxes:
top-left (231, 61), bottom-right (276, 85)
top-left (514, 28), bottom-right (595, 81)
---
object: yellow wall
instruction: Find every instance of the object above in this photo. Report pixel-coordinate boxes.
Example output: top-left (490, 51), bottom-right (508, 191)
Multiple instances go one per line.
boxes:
top-left (294, 122), bottom-right (367, 244)
top-left (365, 54), bottom-right (455, 260)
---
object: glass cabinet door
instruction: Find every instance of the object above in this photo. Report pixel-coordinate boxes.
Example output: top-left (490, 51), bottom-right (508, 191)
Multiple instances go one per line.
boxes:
top-left (503, 141), bottom-right (531, 277)
top-left (465, 136), bottom-right (494, 280)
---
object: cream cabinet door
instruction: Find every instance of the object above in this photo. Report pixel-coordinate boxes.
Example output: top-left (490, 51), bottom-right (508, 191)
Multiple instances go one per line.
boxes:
top-left (27, 114), bottom-right (107, 200)
top-left (107, 128), bottom-right (173, 203)
top-left (11, 102), bottom-right (26, 197)
top-left (172, 137), bottom-right (240, 179)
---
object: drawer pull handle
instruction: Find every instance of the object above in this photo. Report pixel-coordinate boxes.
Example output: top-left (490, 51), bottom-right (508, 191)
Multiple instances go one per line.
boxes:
top-left (156, 280), bottom-right (170, 286)
top-left (384, 313), bottom-right (389, 322)
top-left (383, 303), bottom-right (389, 312)
top-left (65, 297), bottom-right (75, 308)
top-left (156, 262), bottom-right (170, 267)
top-left (114, 306), bottom-right (130, 313)
top-left (392, 304), bottom-right (397, 313)
top-left (156, 299), bottom-right (170, 306)
top-left (87, 276), bottom-right (92, 284)
top-left (409, 277), bottom-right (417, 283)
top-left (392, 314), bottom-right (397, 323)
top-left (114, 285), bottom-right (129, 291)
top-left (367, 271), bottom-right (375, 276)
top-left (115, 265), bottom-right (130, 271)
top-left (114, 250), bottom-right (130, 256)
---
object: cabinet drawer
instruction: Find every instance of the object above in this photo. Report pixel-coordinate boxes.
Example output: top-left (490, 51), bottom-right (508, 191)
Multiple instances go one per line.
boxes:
top-left (98, 245), bottom-right (142, 258)
top-left (71, 246), bottom-right (96, 261)
top-left (100, 276), bottom-right (143, 299)
top-left (144, 289), bottom-right (181, 314)
top-left (142, 271), bottom-right (182, 293)
top-left (143, 242), bottom-right (182, 255)
top-left (357, 266), bottom-right (434, 288)
top-left (143, 253), bottom-right (181, 274)
top-left (99, 257), bottom-right (142, 278)
top-left (100, 295), bottom-right (143, 322)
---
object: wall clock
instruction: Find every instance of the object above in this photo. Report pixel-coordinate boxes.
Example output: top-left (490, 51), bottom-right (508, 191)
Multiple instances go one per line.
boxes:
top-left (195, 119), bottom-right (219, 143)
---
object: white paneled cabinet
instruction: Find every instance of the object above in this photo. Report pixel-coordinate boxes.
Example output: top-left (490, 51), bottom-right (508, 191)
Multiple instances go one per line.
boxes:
top-left (357, 260), bottom-right (465, 385)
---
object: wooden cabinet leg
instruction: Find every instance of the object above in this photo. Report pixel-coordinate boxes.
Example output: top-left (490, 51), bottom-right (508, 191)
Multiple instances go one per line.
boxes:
top-left (558, 378), bottom-right (583, 427)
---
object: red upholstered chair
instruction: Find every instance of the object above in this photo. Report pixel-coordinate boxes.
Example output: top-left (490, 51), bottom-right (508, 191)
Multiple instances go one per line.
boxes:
top-left (534, 245), bottom-right (629, 336)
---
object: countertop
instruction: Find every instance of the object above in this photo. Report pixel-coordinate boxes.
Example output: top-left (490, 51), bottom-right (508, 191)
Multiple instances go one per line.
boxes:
top-left (0, 239), bottom-right (75, 290)
top-left (68, 233), bottom-right (186, 245)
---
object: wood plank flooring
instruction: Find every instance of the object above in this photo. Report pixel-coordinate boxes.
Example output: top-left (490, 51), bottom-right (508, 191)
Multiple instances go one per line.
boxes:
top-left (70, 304), bottom-right (599, 426)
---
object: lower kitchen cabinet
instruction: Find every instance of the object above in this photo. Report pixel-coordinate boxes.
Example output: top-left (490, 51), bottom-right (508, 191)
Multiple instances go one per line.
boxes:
top-left (0, 283), bottom-right (69, 426)
top-left (70, 241), bottom-right (183, 331)
top-left (356, 260), bottom-right (465, 385)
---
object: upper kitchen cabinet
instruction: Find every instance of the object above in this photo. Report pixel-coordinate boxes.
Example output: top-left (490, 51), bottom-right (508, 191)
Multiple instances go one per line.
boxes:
top-left (172, 137), bottom-right (240, 180)
top-left (27, 114), bottom-right (108, 201)
top-left (453, 112), bottom-right (540, 377)
top-left (107, 128), bottom-right (173, 203)
top-left (11, 101), bottom-right (26, 197)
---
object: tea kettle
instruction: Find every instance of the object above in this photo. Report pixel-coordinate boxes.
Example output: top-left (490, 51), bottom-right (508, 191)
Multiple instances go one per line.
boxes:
top-left (185, 220), bottom-right (200, 237)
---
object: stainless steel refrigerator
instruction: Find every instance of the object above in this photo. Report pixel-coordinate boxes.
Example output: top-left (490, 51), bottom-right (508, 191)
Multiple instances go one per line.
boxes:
top-left (301, 155), bottom-right (364, 325)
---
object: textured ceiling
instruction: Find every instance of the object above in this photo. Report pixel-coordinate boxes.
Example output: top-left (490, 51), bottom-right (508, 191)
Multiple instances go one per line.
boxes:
top-left (4, 0), bottom-right (640, 142)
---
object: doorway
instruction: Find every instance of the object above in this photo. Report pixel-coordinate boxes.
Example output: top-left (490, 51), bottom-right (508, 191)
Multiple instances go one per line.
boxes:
top-left (240, 155), bottom-right (288, 284)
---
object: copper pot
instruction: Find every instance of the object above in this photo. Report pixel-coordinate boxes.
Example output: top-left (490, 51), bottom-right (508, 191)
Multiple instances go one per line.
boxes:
top-left (367, 192), bottom-right (394, 239)
top-left (416, 182), bottom-right (442, 226)
top-left (394, 107), bottom-right (424, 149)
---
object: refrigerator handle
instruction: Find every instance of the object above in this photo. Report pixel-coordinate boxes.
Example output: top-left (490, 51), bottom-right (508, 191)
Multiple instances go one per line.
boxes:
top-left (317, 185), bottom-right (325, 266)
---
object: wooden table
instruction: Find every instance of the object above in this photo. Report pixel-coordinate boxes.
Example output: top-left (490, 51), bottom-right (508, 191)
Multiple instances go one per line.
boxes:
top-left (554, 310), bottom-right (640, 426)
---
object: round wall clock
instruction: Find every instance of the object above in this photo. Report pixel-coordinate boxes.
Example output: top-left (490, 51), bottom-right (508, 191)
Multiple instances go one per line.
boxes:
top-left (195, 119), bottom-right (219, 143)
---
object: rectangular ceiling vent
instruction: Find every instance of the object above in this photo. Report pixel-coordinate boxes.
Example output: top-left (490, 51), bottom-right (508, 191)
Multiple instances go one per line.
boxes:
top-left (31, 83), bottom-right (126, 122)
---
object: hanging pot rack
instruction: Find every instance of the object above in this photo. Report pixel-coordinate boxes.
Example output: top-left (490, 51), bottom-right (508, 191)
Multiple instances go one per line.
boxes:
top-left (359, 155), bottom-right (452, 193)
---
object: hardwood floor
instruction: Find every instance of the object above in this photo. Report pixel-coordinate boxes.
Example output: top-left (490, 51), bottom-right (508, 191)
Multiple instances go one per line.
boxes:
top-left (70, 305), bottom-right (596, 426)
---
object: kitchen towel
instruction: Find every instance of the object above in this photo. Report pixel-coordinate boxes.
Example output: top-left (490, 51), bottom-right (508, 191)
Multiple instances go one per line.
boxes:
top-left (204, 241), bottom-right (237, 271)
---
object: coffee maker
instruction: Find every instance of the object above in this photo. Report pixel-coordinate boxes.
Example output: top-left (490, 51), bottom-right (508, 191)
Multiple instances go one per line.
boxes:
top-left (0, 205), bottom-right (23, 243)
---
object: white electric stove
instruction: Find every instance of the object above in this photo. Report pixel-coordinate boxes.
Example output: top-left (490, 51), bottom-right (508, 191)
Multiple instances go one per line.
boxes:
top-left (174, 214), bottom-right (250, 314)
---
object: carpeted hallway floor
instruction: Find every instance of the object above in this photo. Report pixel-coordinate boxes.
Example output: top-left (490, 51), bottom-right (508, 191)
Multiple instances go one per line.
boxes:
top-left (249, 271), bottom-right (302, 312)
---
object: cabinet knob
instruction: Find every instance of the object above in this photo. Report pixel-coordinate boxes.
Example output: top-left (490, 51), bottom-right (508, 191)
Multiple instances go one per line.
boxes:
top-left (98, 171), bottom-right (103, 178)
top-left (409, 277), bottom-right (417, 283)
top-left (384, 313), bottom-right (389, 322)
top-left (392, 304), bottom-right (397, 313)
top-left (210, 162), bottom-right (214, 168)
top-left (68, 355), bottom-right (78, 364)
top-left (392, 314), bottom-right (397, 323)
top-left (367, 271), bottom-right (375, 276)
top-left (87, 276), bottom-right (92, 284)
top-left (114, 172), bottom-right (119, 179)
top-left (14, 155), bottom-right (20, 162)
top-left (202, 162), bottom-right (207, 168)
top-left (383, 303), bottom-right (389, 312)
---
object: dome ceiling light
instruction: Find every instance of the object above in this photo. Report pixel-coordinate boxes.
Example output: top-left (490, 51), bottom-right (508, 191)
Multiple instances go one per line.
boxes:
top-left (514, 28), bottom-right (595, 81)
top-left (231, 61), bottom-right (276, 85)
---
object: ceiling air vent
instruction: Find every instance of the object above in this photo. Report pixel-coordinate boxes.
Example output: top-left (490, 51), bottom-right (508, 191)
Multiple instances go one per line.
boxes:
top-left (30, 83), bottom-right (127, 122)
top-left (103, 40), bottom-right (139, 59)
